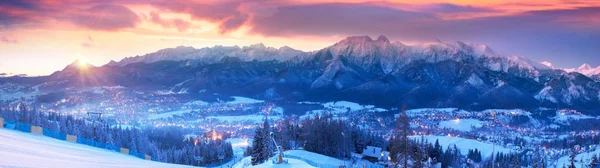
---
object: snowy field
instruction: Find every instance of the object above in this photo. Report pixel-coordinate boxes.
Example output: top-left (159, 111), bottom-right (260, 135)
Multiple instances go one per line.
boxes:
top-left (0, 129), bottom-right (194, 168)
top-left (411, 136), bottom-right (512, 159)
top-left (438, 118), bottom-right (487, 132)
top-left (147, 110), bottom-right (192, 120)
top-left (205, 114), bottom-right (282, 124)
top-left (300, 101), bottom-right (387, 119)
top-left (323, 101), bottom-right (387, 113)
top-left (225, 96), bottom-right (264, 104)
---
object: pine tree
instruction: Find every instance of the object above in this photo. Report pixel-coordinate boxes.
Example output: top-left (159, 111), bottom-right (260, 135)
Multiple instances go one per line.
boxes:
top-left (432, 139), bottom-right (441, 163)
top-left (393, 105), bottom-right (410, 167)
top-left (569, 152), bottom-right (576, 168)
top-left (260, 118), bottom-right (273, 163)
top-left (251, 128), bottom-right (264, 165)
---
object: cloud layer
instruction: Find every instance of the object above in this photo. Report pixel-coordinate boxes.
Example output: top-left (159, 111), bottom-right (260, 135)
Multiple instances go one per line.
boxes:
top-left (0, 0), bottom-right (599, 68)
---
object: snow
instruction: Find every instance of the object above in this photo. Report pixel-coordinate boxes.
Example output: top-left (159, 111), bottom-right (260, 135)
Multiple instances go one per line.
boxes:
top-left (563, 63), bottom-right (600, 77)
top-left (535, 86), bottom-right (558, 103)
top-left (0, 128), bottom-right (194, 168)
top-left (220, 138), bottom-right (251, 168)
top-left (562, 81), bottom-right (587, 104)
top-left (284, 150), bottom-right (346, 166)
top-left (552, 111), bottom-right (594, 125)
top-left (300, 101), bottom-right (387, 119)
top-left (466, 74), bottom-right (484, 86)
top-left (233, 156), bottom-right (315, 168)
top-left (438, 118), bottom-right (487, 132)
top-left (113, 44), bottom-right (305, 66)
top-left (540, 61), bottom-right (556, 69)
top-left (404, 108), bottom-right (459, 117)
top-left (555, 148), bottom-right (600, 168)
top-left (411, 136), bottom-right (512, 159)
top-left (232, 150), bottom-right (379, 168)
top-left (545, 124), bottom-right (561, 129)
top-left (225, 96), bottom-right (264, 105)
top-left (183, 100), bottom-right (209, 106)
top-left (323, 101), bottom-right (386, 113)
top-left (227, 138), bottom-right (251, 148)
top-left (111, 124), bottom-right (138, 130)
top-left (147, 110), bottom-right (191, 120)
top-left (205, 115), bottom-right (281, 124)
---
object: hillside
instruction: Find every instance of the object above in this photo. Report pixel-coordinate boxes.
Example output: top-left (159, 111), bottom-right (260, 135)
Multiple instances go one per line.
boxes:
top-left (0, 129), bottom-right (194, 168)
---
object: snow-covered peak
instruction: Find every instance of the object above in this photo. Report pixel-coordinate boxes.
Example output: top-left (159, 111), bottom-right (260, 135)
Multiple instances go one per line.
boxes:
top-left (339, 36), bottom-right (373, 43)
top-left (242, 43), bottom-right (267, 50)
top-left (63, 59), bottom-right (95, 71)
top-left (579, 63), bottom-right (592, 70)
top-left (111, 44), bottom-right (306, 66)
top-left (327, 35), bottom-right (398, 58)
top-left (321, 36), bottom-right (552, 75)
top-left (375, 35), bottom-right (390, 43)
top-left (334, 35), bottom-right (391, 47)
top-left (540, 61), bottom-right (556, 69)
top-left (563, 63), bottom-right (600, 76)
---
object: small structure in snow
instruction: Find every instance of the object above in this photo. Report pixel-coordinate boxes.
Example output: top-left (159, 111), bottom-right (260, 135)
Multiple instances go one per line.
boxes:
top-left (361, 146), bottom-right (389, 164)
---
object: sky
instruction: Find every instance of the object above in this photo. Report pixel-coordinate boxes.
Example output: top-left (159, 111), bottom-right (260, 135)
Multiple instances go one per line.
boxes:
top-left (0, 0), bottom-right (599, 76)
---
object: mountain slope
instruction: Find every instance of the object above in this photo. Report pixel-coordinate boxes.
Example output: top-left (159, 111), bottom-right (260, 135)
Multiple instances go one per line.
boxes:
top-left (3, 35), bottom-right (600, 114)
top-left (110, 44), bottom-right (306, 66)
top-left (0, 129), bottom-right (194, 168)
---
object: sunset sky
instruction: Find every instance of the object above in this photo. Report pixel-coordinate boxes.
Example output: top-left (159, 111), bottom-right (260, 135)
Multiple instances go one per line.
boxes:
top-left (1, 0), bottom-right (599, 76)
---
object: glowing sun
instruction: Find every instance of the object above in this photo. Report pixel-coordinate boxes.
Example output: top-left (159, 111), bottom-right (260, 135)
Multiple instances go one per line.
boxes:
top-left (76, 57), bottom-right (89, 69)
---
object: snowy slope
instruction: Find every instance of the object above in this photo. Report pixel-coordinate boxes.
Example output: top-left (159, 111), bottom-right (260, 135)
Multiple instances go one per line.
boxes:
top-left (555, 148), bottom-right (600, 168)
top-left (234, 156), bottom-right (315, 168)
top-left (0, 129), bottom-right (194, 168)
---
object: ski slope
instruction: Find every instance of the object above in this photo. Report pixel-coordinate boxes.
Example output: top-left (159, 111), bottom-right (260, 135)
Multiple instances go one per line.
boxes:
top-left (0, 129), bottom-right (194, 168)
top-left (234, 157), bottom-right (316, 168)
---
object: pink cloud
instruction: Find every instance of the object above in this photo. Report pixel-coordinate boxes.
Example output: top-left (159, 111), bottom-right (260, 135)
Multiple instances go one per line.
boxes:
top-left (1, 36), bottom-right (18, 44)
top-left (69, 4), bottom-right (139, 31)
top-left (149, 11), bottom-right (191, 32)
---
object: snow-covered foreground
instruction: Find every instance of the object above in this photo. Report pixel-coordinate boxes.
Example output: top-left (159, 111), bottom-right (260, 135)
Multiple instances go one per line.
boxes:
top-left (411, 136), bottom-right (512, 159)
top-left (234, 157), bottom-right (316, 168)
top-left (233, 150), bottom-right (345, 168)
top-left (0, 129), bottom-right (194, 168)
top-left (233, 150), bottom-right (384, 168)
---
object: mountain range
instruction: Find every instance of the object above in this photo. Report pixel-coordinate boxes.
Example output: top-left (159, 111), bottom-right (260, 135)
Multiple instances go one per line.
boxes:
top-left (2, 35), bottom-right (600, 114)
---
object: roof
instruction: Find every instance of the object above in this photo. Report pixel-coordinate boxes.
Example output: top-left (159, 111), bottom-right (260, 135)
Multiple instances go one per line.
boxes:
top-left (362, 146), bottom-right (382, 158)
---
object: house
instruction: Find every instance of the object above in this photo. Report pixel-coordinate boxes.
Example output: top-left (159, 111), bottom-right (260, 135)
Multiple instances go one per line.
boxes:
top-left (361, 146), bottom-right (389, 164)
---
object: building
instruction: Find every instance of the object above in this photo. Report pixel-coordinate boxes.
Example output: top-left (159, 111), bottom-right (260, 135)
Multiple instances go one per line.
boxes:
top-left (361, 146), bottom-right (389, 164)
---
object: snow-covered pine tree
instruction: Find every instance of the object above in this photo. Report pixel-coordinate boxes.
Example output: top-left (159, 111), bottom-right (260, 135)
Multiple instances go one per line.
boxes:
top-left (251, 123), bottom-right (264, 165)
